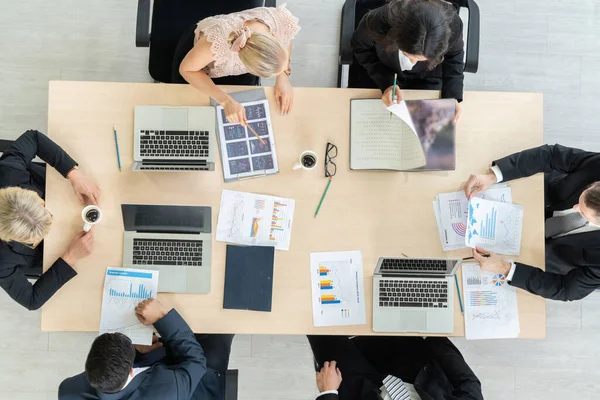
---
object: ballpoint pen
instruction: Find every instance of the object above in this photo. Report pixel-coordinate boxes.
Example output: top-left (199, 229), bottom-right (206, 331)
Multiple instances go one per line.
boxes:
top-left (113, 125), bottom-right (122, 172)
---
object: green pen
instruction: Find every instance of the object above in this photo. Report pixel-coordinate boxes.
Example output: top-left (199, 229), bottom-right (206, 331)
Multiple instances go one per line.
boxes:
top-left (454, 273), bottom-right (464, 313)
top-left (390, 73), bottom-right (398, 119)
top-left (314, 177), bottom-right (333, 218)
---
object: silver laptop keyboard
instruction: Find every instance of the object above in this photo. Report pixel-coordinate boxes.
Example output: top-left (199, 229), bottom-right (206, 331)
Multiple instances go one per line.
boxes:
top-left (139, 130), bottom-right (210, 158)
top-left (380, 258), bottom-right (448, 273)
top-left (132, 239), bottom-right (203, 266)
top-left (379, 279), bottom-right (448, 308)
top-left (139, 165), bottom-right (211, 171)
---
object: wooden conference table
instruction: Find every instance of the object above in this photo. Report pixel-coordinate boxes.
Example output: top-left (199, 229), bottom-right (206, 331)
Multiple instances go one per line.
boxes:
top-left (41, 81), bottom-right (545, 338)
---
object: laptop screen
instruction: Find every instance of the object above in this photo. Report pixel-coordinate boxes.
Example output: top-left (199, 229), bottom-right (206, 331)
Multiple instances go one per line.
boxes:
top-left (121, 204), bottom-right (211, 234)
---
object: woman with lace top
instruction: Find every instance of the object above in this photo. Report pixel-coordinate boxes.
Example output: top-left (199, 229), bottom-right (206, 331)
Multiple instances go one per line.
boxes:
top-left (177, 4), bottom-right (301, 124)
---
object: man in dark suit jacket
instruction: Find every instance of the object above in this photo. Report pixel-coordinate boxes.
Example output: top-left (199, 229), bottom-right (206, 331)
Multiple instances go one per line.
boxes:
top-left (310, 335), bottom-right (483, 400)
top-left (0, 130), bottom-right (99, 310)
top-left (465, 144), bottom-right (600, 301)
top-left (351, 0), bottom-right (464, 121)
top-left (59, 298), bottom-right (234, 400)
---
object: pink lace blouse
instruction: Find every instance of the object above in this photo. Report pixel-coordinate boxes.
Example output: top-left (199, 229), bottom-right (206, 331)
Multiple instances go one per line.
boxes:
top-left (194, 4), bottom-right (301, 78)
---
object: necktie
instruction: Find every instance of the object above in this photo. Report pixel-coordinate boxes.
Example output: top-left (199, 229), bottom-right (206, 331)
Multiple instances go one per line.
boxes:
top-left (545, 212), bottom-right (588, 238)
top-left (382, 375), bottom-right (412, 400)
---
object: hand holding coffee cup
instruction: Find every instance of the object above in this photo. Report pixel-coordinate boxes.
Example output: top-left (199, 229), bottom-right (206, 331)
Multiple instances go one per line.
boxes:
top-left (82, 205), bottom-right (102, 232)
top-left (293, 150), bottom-right (318, 171)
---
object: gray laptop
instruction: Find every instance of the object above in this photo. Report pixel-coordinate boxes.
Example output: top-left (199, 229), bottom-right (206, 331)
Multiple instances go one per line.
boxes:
top-left (372, 257), bottom-right (461, 333)
top-left (121, 204), bottom-right (212, 294)
top-left (132, 105), bottom-right (217, 171)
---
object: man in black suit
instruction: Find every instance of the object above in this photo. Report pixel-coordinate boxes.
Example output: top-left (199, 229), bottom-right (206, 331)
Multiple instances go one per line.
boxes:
top-left (59, 298), bottom-right (234, 400)
top-left (464, 144), bottom-right (600, 301)
top-left (310, 335), bottom-right (483, 400)
top-left (0, 130), bottom-right (99, 310)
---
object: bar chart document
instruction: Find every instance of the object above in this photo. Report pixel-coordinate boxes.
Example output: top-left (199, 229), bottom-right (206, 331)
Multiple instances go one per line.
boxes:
top-left (216, 189), bottom-right (295, 250)
top-left (465, 197), bottom-right (524, 255)
top-left (461, 262), bottom-right (520, 340)
top-left (310, 251), bottom-right (366, 327)
top-left (99, 267), bottom-right (159, 345)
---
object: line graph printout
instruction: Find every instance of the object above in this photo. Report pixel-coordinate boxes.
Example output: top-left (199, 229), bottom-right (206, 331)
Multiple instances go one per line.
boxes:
top-left (465, 197), bottom-right (523, 255)
top-left (433, 185), bottom-right (512, 251)
top-left (461, 263), bottom-right (519, 340)
top-left (99, 267), bottom-right (159, 345)
top-left (310, 251), bottom-right (366, 327)
top-left (216, 190), bottom-right (295, 250)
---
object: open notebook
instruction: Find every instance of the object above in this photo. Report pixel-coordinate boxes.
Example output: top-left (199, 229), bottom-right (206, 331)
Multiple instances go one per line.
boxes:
top-left (350, 98), bottom-right (456, 171)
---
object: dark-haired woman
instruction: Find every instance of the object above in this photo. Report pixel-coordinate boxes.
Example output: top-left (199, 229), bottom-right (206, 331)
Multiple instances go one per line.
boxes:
top-left (351, 0), bottom-right (464, 122)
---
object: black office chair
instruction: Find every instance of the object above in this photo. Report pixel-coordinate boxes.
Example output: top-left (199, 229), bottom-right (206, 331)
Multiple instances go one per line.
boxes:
top-left (337, 0), bottom-right (480, 88)
top-left (136, 0), bottom-right (276, 84)
top-left (225, 370), bottom-right (239, 400)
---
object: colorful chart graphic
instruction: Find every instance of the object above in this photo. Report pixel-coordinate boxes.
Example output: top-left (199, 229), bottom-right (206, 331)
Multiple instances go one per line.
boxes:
top-left (341, 308), bottom-right (351, 319)
top-left (254, 199), bottom-right (265, 210)
top-left (321, 294), bottom-right (341, 305)
top-left (269, 201), bottom-right (287, 241)
top-left (319, 266), bottom-right (330, 276)
top-left (452, 222), bottom-right (467, 237)
top-left (492, 274), bottom-right (506, 286)
top-left (109, 283), bottom-right (152, 299)
top-left (469, 291), bottom-right (498, 307)
top-left (320, 280), bottom-right (333, 290)
top-left (250, 218), bottom-right (260, 238)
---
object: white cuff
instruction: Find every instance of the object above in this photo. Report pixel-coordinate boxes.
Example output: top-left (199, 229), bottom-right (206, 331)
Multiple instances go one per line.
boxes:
top-left (490, 165), bottom-right (504, 183)
top-left (506, 261), bottom-right (517, 281)
top-left (318, 390), bottom-right (339, 396)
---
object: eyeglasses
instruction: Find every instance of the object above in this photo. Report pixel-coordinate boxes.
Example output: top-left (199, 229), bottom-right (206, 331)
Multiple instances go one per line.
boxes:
top-left (325, 142), bottom-right (337, 178)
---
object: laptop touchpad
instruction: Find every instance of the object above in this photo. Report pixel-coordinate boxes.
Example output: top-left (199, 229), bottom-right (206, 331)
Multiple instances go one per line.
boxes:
top-left (162, 108), bottom-right (188, 130)
top-left (401, 312), bottom-right (427, 332)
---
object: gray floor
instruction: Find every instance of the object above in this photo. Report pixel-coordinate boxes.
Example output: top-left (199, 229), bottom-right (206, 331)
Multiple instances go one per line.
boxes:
top-left (1, 0), bottom-right (600, 399)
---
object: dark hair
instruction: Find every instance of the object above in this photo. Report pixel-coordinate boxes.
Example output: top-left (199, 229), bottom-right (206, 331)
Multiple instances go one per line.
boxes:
top-left (85, 333), bottom-right (136, 393)
top-left (584, 182), bottom-right (600, 217)
top-left (369, 0), bottom-right (455, 69)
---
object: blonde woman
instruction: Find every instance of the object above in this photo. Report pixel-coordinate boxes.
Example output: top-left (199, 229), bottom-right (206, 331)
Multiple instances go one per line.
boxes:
top-left (0, 130), bottom-right (98, 310)
top-left (176, 4), bottom-right (300, 124)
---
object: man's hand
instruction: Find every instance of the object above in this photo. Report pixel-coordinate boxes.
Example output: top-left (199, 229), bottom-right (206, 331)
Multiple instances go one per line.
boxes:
top-left (453, 100), bottom-right (462, 124)
top-left (274, 74), bottom-right (294, 115)
top-left (135, 298), bottom-right (170, 326)
top-left (382, 85), bottom-right (402, 107)
top-left (464, 170), bottom-right (498, 200)
top-left (472, 246), bottom-right (512, 276)
top-left (134, 334), bottom-right (163, 354)
top-left (67, 168), bottom-right (100, 205)
top-left (316, 361), bottom-right (342, 393)
top-left (62, 230), bottom-right (94, 266)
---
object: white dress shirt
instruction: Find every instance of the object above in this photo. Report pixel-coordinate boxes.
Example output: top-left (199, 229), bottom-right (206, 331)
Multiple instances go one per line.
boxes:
top-left (318, 380), bottom-right (422, 399)
top-left (121, 367), bottom-right (150, 390)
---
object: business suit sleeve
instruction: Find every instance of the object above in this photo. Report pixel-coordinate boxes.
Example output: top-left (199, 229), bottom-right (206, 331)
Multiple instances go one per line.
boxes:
top-left (0, 130), bottom-right (77, 177)
top-left (316, 395), bottom-right (338, 400)
top-left (351, 14), bottom-right (396, 92)
top-left (510, 262), bottom-right (600, 301)
top-left (153, 309), bottom-right (207, 397)
top-left (441, 17), bottom-right (465, 102)
top-left (425, 337), bottom-right (483, 400)
top-left (493, 144), bottom-right (597, 183)
top-left (0, 258), bottom-right (77, 310)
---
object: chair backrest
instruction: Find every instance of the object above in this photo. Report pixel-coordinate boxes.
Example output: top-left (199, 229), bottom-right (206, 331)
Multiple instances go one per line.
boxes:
top-left (148, 0), bottom-right (270, 83)
top-left (225, 369), bottom-right (239, 400)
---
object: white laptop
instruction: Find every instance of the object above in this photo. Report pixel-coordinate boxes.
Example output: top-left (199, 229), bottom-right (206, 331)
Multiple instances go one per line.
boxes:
top-left (132, 106), bottom-right (216, 171)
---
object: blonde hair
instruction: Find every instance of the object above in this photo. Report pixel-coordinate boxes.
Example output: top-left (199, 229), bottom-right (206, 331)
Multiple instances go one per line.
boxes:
top-left (0, 187), bottom-right (52, 244)
top-left (236, 32), bottom-right (288, 78)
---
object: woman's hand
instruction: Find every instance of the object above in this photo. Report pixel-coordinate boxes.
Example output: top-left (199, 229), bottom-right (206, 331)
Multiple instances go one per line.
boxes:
top-left (222, 98), bottom-right (247, 125)
top-left (382, 85), bottom-right (402, 107)
top-left (453, 100), bottom-right (462, 124)
top-left (67, 168), bottom-right (100, 205)
top-left (274, 74), bottom-right (294, 115)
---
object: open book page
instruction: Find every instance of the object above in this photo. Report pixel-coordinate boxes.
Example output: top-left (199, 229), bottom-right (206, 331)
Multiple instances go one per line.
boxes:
top-left (350, 99), bottom-right (425, 170)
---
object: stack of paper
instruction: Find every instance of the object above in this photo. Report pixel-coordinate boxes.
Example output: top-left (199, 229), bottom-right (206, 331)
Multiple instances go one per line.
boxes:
top-left (433, 185), bottom-right (513, 251)
top-left (461, 263), bottom-right (520, 340)
top-left (309, 251), bottom-right (366, 327)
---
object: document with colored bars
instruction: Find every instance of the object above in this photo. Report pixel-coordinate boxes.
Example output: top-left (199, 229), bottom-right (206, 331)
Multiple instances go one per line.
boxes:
top-left (99, 267), bottom-right (159, 345)
top-left (461, 262), bottom-right (520, 340)
top-left (216, 189), bottom-right (295, 251)
top-left (433, 184), bottom-right (513, 251)
top-left (310, 251), bottom-right (366, 327)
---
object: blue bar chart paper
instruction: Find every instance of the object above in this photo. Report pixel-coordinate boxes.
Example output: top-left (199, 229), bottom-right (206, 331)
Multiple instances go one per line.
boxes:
top-left (99, 267), bottom-right (159, 345)
top-left (465, 197), bottom-right (524, 256)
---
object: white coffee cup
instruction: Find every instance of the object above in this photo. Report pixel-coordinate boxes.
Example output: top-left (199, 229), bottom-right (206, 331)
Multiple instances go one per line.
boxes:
top-left (82, 205), bottom-right (102, 232)
top-left (293, 150), bottom-right (318, 170)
